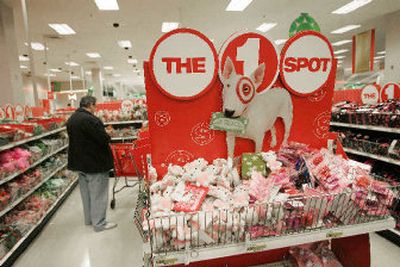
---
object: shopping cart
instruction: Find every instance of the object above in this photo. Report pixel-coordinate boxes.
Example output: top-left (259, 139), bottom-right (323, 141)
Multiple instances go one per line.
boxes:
top-left (109, 141), bottom-right (147, 209)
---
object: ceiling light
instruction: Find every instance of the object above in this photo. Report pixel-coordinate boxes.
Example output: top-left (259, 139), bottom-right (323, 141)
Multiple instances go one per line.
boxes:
top-left (274, 39), bottom-right (287, 45)
top-left (65, 61), bottom-right (79, 66)
top-left (162, 22), bottom-right (179, 33)
top-left (374, 55), bottom-right (385, 59)
top-left (19, 55), bottom-right (29, 61)
top-left (332, 39), bottom-right (352, 46)
top-left (103, 66), bottom-right (114, 70)
top-left (226, 0), bottom-right (253, 11)
top-left (127, 58), bottom-right (138, 64)
top-left (94, 0), bottom-right (119, 10)
top-left (49, 23), bottom-right (76, 35)
top-left (71, 75), bottom-right (80, 79)
top-left (20, 65), bottom-right (28, 69)
top-left (45, 73), bottom-right (56, 77)
top-left (86, 52), bottom-right (101, 58)
top-left (331, 24), bottom-right (361, 34)
top-left (118, 40), bottom-right (132, 48)
top-left (332, 0), bottom-right (372, 15)
top-left (256, 23), bottom-right (277, 33)
top-left (113, 74), bottom-right (121, 77)
top-left (334, 49), bottom-right (349, 55)
top-left (30, 42), bottom-right (45, 51)
top-left (377, 51), bottom-right (386, 55)
top-left (49, 68), bottom-right (61, 73)
top-left (335, 55), bottom-right (346, 59)
top-left (85, 71), bottom-right (92, 75)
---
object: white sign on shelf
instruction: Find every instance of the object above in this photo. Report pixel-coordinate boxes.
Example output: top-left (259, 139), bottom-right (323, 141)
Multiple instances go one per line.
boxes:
top-left (280, 31), bottom-right (334, 96)
top-left (150, 29), bottom-right (217, 100)
top-left (361, 84), bottom-right (380, 104)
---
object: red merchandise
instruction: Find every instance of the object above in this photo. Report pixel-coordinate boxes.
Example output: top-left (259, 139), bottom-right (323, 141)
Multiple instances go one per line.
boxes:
top-left (173, 183), bottom-right (209, 212)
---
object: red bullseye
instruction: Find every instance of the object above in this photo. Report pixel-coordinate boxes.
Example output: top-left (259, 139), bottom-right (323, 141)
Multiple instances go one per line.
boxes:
top-left (236, 77), bottom-right (255, 104)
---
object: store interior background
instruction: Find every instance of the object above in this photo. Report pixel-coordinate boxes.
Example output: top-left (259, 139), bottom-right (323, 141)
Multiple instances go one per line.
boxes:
top-left (0, 0), bottom-right (400, 108)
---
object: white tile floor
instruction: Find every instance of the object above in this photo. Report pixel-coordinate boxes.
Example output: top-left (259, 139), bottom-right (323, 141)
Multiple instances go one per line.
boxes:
top-left (12, 179), bottom-right (400, 267)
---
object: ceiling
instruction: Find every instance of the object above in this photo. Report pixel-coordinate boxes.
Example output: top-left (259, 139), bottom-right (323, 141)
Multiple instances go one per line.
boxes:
top-left (4, 0), bottom-right (400, 89)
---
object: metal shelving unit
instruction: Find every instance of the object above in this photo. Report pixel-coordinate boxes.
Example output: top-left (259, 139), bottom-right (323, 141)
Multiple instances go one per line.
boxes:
top-left (110, 135), bottom-right (137, 141)
top-left (343, 148), bottom-right (400, 166)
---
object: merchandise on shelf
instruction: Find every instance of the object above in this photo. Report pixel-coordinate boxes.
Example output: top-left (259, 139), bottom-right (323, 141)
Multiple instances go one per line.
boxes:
top-left (142, 142), bottom-right (398, 251)
top-left (331, 100), bottom-right (400, 128)
top-left (96, 103), bottom-right (147, 123)
top-left (106, 125), bottom-right (138, 138)
top-left (288, 241), bottom-right (343, 267)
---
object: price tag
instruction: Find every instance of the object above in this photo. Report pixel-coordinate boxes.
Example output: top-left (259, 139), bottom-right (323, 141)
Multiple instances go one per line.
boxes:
top-left (246, 243), bottom-right (267, 252)
top-left (156, 257), bottom-right (178, 265)
top-left (326, 231), bottom-right (343, 238)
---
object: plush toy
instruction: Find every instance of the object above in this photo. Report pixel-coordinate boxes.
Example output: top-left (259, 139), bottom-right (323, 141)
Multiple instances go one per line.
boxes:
top-left (231, 184), bottom-right (250, 208)
top-left (150, 193), bottom-right (173, 215)
top-left (208, 185), bottom-right (232, 202)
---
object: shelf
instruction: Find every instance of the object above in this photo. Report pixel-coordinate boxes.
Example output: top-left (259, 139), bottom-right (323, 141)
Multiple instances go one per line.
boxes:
top-left (0, 127), bottom-right (66, 152)
top-left (330, 122), bottom-right (400, 134)
top-left (104, 120), bottom-right (144, 126)
top-left (0, 144), bottom-right (68, 186)
top-left (146, 218), bottom-right (395, 266)
top-left (0, 178), bottom-right (78, 266)
top-left (0, 162), bottom-right (67, 218)
top-left (111, 136), bottom-right (137, 141)
top-left (343, 148), bottom-right (400, 166)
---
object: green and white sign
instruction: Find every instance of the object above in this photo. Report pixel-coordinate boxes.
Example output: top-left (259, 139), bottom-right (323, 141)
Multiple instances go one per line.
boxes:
top-left (210, 112), bottom-right (248, 134)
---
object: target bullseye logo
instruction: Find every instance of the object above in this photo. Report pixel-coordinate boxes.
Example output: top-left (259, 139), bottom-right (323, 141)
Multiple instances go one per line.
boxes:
top-left (236, 77), bottom-right (255, 104)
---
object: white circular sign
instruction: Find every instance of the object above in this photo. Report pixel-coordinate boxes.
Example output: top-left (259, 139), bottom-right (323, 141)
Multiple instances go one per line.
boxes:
top-left (381, 82), bottom-right (400, 102)
top-left (15, 104), bottom-right (24, 122)
top-left (361, 84), bottom-right (380, 104)
top-left (150, 29), bottom-right (217, 100)
top-left (280, 31), bottom-right (334, 96)
top-left (121, 100), bottom-right (134, 113)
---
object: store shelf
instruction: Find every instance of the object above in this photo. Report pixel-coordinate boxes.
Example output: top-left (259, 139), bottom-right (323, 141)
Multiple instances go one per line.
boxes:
top-left (110, 135), bottom-right (137, 141)
top-left (343, 148), bottom-right (400, 166)
top-left (0, 144), bottom-right (68, 186)
top-left (147, 218), bottom-right (395, 266)
top-left (0, 162), bottom-right (67, 218)
top-left (330, 122), bottom-right (400, 134)
top-left (104, 120), bottom-right (144, 126)
top-left (0, 127), bottom-right (66, 152)
top-left (0, 178), bottom-right (78, 267)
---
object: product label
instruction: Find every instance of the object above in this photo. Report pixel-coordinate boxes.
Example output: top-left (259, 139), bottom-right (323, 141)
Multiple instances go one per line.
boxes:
top-left (210, 112), bottom-right (248, 134)
top-left (326, 231), bottom-right (343, 238)
top-left (247, 243), bottom-right (267, 252)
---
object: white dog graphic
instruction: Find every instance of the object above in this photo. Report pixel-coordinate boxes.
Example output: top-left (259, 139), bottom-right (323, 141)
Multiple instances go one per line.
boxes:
top-left (221, 57), bottom-right (293, 157)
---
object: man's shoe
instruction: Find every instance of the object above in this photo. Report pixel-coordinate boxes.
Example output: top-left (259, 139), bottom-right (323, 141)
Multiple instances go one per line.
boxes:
top-left (94, 222), bottom-right (117, 232)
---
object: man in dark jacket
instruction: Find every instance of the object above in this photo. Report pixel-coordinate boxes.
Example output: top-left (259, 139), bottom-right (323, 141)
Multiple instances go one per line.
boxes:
top-left (67, 96), bottom-right (117, 232)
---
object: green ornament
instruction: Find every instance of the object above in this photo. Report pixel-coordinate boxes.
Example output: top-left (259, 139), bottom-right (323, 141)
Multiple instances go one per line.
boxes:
top-left (289, 13), bottom-right (321, 37)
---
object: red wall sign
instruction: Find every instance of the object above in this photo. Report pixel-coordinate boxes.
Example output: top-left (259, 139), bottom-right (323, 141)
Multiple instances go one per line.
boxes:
top-left (4, 104), bottom-right (14, 120)
top-left (381, 82), bottom-right (400, 102)
top-left (361, 84), bottom-right (380, 104)
top-left (0, 108), bottom-right (5, 120)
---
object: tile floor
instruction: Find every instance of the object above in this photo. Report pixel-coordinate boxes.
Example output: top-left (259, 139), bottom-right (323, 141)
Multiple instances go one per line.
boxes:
top-left (12, 179), bottom-right (400, 267)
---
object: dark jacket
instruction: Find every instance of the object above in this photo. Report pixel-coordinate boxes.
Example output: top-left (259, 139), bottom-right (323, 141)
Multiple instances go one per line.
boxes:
top-left (67, 108), bottom-right (113, 173)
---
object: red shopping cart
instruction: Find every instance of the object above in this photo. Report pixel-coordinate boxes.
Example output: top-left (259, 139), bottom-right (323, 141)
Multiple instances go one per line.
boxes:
top-left (109, 140), bottom-right (149, 209)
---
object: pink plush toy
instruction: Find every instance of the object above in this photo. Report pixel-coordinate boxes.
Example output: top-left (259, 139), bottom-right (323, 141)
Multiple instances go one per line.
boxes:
top-left (249, 171), bottom-right (275, 202)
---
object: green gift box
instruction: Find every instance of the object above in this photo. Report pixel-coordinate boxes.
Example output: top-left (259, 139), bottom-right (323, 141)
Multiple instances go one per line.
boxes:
top-left (241, 153), bottom-right (267, 179)
top-left (209, 112), bottom-right (248, 134)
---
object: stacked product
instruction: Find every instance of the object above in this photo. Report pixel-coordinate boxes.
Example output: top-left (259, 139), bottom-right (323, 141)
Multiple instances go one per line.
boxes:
top-left (106, 126), bottom-right (139, 138)
top-left (141, 143), bottom-right (397, 251)
top-left (97, 103), bottom-right (147, 123)
top-left (0, 170), bottom-right (77, 258)
top-left (331, 100), bottom-right (400, 128)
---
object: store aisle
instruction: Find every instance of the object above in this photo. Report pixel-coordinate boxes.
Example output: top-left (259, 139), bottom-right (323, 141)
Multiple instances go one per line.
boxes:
top-left (13, 179), bottom-right (143, 267)
top-left (12, 178), bottom-right (400, 267)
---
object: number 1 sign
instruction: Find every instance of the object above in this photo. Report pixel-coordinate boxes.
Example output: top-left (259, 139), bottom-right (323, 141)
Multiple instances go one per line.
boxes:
top-left (381, 82), bottom-right (400, 102)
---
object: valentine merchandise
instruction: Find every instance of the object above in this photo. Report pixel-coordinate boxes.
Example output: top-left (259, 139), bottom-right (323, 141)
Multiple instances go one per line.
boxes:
top-left (288, 242), bottom-right (343, 267)
top-left (96, 103), bottom-right (147, 123)
top-left (241, 153), bottom-right (267, 179)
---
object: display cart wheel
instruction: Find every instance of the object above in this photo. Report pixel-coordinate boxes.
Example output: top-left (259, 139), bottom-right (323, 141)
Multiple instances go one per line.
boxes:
top-left (110, 199), bottom-right (116, 209)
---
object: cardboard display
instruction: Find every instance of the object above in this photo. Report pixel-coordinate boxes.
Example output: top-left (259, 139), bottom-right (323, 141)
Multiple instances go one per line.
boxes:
top-left (381, 82), bottom-right (400, 101)
top-left (14, 104), bottom-right (24, 122)
top-left (361, 84), bottom-right (380, 104)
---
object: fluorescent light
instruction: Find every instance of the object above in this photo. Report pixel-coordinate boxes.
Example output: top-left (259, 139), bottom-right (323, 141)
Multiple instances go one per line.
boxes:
top-left (374, 55), bottom-right (385, 59)
top-left (332, 0), bottom-right (372, 15)
top-left (49, 23), bottom-right (76, 35)
top-left (20, 65), bottom-right (28, 69)
top-left (118, 40), bottom-right (132, 48)
top-left (332, 39), bottom-right (352, 46)
top-left (226, 0), bottom-right (253, 11)
top-left (113, 74), bottom-right (121, 77)
top-left (71, 75), bottom-right (80, 79)
top-left (331, 24), bottom-right (361, 34)
top-left (334, 49), bottom-right (349, 55)
top-left (127, 58), bottom-right (138, 64)
top-left (274, 39), bottom-right (287, 45)
top-left (335, 55), bottom-right (346, 59)
top-left (49, 68), bottom-right (61, 73)
top-left (377, 51), bottom-right (386, 55)
top-left (65, 61), bottom-right (79, 66)
top-left (86, 52), bottom-right (101, 58)
top-left (256, 23), bottom-right (277, 33)
top-left (103, 66), bottom-right (114, 70)
top-left (19, 55), bottom-right (29, 61)
top-left (45, 73), bottom-right (56, 77)
top-left (30, 42), bottom-right (45, 51)
top-left (94, 0), bottom-right (119, 10)
top-left (85, 71), bottom-right (92, 75)
top-left (162, 22), bottom-right (179, 33)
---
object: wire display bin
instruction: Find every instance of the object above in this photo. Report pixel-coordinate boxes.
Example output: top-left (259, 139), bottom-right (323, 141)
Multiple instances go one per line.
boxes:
top-left (134, 179), bottom-right (399, 266)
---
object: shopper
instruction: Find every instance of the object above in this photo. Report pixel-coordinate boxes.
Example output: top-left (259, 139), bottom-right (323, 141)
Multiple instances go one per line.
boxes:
top-left (66, 96), bottom-right (117, 232)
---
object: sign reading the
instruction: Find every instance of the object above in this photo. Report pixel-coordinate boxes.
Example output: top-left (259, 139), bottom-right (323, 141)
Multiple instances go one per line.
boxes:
top-left (280, 31), bottom-right (334, 96)
top-left (381, 82), bottom-right (400, 102)
top-left (361, 84), bottom-right (380, 104)
top-left (150, 28), bottom-right (217, 100)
